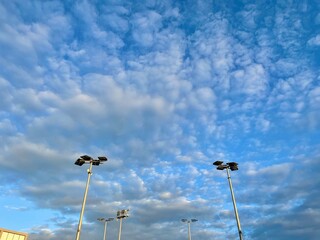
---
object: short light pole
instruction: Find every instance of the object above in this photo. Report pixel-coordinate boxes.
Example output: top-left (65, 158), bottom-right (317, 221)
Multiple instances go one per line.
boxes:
top-left (181, 219), bottom-right (198, 240)
top-left (75, 155), bottom-right (108, 240)
top-left (213, 161), bottom-right (243, 240)
top-left (98, 217), bottom-right (114, 240)
top-left (117, 209), bottom-right (129, 240)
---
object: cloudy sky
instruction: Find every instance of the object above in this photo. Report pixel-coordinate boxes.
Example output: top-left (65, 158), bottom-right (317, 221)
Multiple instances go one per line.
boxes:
top-left (0, 0), bottom-right (320, 239)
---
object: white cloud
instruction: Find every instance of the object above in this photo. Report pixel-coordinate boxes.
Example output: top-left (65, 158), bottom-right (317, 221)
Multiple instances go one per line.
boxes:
top-left (231, 63), bottom-right (268, 96)
top-left (132, 11), bottom-right (163, 47)
top-left (307, 34), bottom-right (320, 46)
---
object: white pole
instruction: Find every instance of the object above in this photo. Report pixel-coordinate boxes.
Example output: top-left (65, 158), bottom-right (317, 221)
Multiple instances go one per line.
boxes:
top-left (103, 221), bottom-right (107, 240)
top-left (226, 168), bottom-right (243, 240)
top-left (118, 218), bottom-right (123, 240)
top-left (75, 161), bottom-right (93, 240)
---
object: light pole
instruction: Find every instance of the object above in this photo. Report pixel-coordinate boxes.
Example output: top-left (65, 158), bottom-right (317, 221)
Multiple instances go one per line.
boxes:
top-left (117, 209), bottom-right (129, 240)
top-left (213, 161), bottom-right (243, 240)
top-left (75, 155), bottom-right (108, 240)
top-left (181, 219), bottom-right (198, 240)
top-left (98, 217), bottom-right (114, 240)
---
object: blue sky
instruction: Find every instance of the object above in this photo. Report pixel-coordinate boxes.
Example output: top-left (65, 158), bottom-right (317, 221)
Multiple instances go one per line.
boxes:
top-left (0, 0), bottom-right (320, 239)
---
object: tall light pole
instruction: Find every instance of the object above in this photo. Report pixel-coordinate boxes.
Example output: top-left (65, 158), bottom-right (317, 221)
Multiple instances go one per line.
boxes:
top-left (213, 161), bottom-right (243, 240)
top-left (98, 217), bottom-right (114, 240)
top-left (181, 219), bottom-right (198, 240)
top-left (117, 209), bottom-right (129, 240)
top-left (75, 155), bottom-right (108, 240)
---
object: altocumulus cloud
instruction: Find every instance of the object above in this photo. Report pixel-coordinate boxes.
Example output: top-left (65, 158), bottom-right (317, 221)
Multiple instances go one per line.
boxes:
top-left (0, 1), bottom-right (320, 240)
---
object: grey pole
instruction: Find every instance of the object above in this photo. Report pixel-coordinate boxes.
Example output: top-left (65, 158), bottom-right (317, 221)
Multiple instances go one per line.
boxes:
top-left (118, 218), bottom-right (123, 240)
top-left (75, 161), bottom-right (93, 240)
top-left (103, 221), bottom-right (107, 240)
top-left (98, 218), bottom-right (113, 240)
top-left (226, 168), bottom-right (243, 240)
top-left (188, 221), bottom-right (191, 240)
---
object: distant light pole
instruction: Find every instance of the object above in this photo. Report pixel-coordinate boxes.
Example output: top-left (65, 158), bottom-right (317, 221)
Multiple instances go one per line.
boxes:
top-left (98, 217), bottom-right (114, 240)
top-left (117, 209), bottom-right (129, 240)
top-left (181, 219), bottom-right (198, 240)
top-left (75, 155), bottom-right (108, 240)
top-left (213, 161), bottom-right (243, 240)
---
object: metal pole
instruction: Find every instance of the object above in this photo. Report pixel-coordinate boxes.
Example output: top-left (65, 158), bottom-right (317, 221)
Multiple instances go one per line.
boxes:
top-left (103, 221), bottom-right (107, 240)
top-left (75, 161), bottom-right (93, 240)
top-left (118, 218), bottom-right (123, 240)
top-left (226, 168), bottom-right (243, 240)
top-left (188, 221), bottom-right (191, 240)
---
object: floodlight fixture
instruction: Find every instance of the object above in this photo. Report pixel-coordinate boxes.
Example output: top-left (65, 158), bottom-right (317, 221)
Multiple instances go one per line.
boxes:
top-left (217, 165), bottom-right (227, 170)
top-left (98, 217), bottom-right (114, 240)
top-left (98, 156), bottom-right (108, 161)
top-left (117, 209), bottom-right (130, 219)
top-left (227, 162), bottom-right (238, 167)
top-left (212, 160), bottom-right (243, 240)
top-left (226, 162), bottom-right (239, 171)
top-left (75, 158), bottom-right (85, 166)
top-left (181, 218), bottom-right (198, 240)
top-left (98, 217), bottom-right (114, 222)
top-left (213, 160), bottom-right (224, 166)
top-left (92, 160), bottom-right (101, 166)
top-left (80, 155), bottom-right (92, 161)
top-left (75, 155), bottom-right (108, 240)
top-left (230, 166), bottom-right (239, 171)
top-left (117, 209), bottom-right (129, 240)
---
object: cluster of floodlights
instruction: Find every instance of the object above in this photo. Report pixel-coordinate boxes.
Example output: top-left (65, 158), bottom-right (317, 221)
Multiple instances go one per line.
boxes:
top-left (74, 155), bottom-right (108, 240)
top-left (213, 160), bottom-right (243, 240)
top-left (117, 209), bottom-right (130, 240)
top-left (75, 155), bottom-right (107, 166)
top-left (181, 219), bottom-right (198, 240)
top-left (213, 160), bottom-right (239, 171)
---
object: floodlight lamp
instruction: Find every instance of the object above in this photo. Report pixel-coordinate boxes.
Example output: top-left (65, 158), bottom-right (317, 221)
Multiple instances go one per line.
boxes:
top-left (97, 218), bottom-right (105, 221)
top-left (191, 219), bottom-right (198, 222)
top-left (217, 165), bottom-right (227, 170)
top-left (117, 209), bottom-right (129, 219)
top-left (75, 158), bottom-right (85, 166)
top-left (92, 160), bottom-right (100, 166)
top-left (227, 162), bottom-right (238, 167)
top-left (227, 162), bottom-right (239, 171)
top-left (181, 219), bottom-right (187, 222)
top-left (230, 166), bottom-right (238, 171)
top-left (107, 217), bottom-right (114, 221)
top-left (98, 156), bottom-right (108, 161)
top-left (80, 155), bottom-right (92, 161)
top-left (213, 160), bottom-right (224, 166)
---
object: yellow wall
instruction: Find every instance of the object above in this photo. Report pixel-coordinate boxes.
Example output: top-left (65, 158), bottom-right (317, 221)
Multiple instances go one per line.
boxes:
top-left (0, 228), bottom-right (28, 240)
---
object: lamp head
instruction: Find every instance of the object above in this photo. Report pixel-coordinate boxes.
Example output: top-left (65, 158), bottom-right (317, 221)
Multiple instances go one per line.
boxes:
top-left (75, 158), bottom-right (85, 166)
top-left (213, 160), bottom-right (224, 166)
top-left (117, 209), bottom-right (129, 219)
top-left (92, 160), bottom-right (101, 166)
top-left (227, 162), bottom-right (239, 171)
top-left (80, 155), bottom-right (92, 161)
top-left (98, 156), bottom-right (108, 161)
top-left (217, 165), bottom-right (227, 170)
